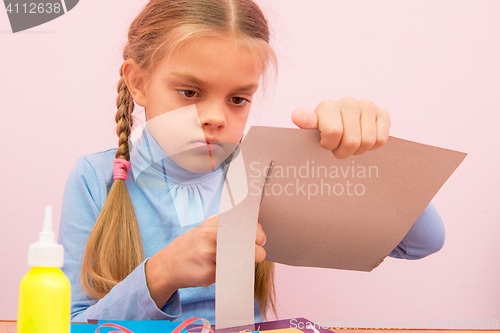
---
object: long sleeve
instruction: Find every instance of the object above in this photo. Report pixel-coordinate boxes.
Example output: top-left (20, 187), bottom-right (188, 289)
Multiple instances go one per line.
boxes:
top-left (58, 152), bottom-right (182, 321)
top-left (388, 201), bottom-right (445, 260)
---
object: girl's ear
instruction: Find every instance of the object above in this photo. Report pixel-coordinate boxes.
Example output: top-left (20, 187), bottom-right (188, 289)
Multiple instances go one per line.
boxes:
top-left (122, 59), bottom-right (148, 107)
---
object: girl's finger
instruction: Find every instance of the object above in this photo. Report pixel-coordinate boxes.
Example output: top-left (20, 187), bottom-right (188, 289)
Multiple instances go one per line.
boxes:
top-left (353, 99), bottom-right (378, 155)
top-left (255, 245), bottom-right (267, 263)
top-left (198, 215), bottom-right (219, 244)
top-left (291, 107), bottom-right (318, 129)
top-left (372, 106), bottom-right (391, 150)
top-left (315, 100), bottom-right (344, 151)
top-left (331, 101), bottom-right (361, 158)
top-left (255, 223), bottom-right (266, 247)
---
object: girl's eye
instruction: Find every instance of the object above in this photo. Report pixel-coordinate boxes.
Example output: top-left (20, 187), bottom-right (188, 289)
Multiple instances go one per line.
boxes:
top-left (178, 90), bottom-right (198, 98)
top-left (230, 97), bottom-right (250, 106)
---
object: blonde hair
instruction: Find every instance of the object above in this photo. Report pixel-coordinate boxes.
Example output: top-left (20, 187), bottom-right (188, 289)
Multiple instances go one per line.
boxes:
top-left (82, 0), bottom-right (277, 319)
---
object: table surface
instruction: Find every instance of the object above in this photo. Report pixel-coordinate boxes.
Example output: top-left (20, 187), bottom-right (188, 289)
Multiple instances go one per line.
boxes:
top-left (2, 321), bottom-right (499, 333)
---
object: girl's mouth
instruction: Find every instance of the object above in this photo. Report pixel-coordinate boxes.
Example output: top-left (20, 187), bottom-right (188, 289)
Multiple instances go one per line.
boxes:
top-left (191, 140), bottom-right (222, 170)
top-left (191, 140), bottom-right (221, 153)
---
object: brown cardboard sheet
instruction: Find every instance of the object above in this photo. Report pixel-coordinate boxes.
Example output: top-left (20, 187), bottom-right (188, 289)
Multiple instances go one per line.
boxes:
top-left (241, 126), bottom-right (467, 272)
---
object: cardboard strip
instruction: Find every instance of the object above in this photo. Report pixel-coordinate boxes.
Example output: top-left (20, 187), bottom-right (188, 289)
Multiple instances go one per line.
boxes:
top-left (215, 150), bottom-right (271, 329)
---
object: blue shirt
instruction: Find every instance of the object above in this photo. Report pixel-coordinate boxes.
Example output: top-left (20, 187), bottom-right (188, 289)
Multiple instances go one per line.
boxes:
top-left (58, 128), bottom-right (445, 322)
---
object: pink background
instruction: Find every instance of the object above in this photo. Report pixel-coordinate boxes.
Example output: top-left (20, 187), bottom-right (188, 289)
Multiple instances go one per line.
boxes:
top-left (1, 0), bottom-right (499, 328)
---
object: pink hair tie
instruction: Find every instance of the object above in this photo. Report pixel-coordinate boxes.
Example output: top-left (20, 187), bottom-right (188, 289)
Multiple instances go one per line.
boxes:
top-left (113, 158), bottom-right (130, 180)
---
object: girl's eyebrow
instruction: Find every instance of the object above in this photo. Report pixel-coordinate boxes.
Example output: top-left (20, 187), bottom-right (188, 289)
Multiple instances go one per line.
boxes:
top-left (170, 71), bottom-right (204, 86)
top-left (170, 71), bottom-right (259, 92)
top-left (234, 84), bottom-right (259, 93)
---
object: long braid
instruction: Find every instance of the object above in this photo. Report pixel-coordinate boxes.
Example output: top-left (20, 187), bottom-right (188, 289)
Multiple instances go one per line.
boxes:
top-left (115, 67), bottom-right (134, 161)
top-left (81, 69), bottom-right (144, 299)
top-left (255, 261), bottom-right (277, 319)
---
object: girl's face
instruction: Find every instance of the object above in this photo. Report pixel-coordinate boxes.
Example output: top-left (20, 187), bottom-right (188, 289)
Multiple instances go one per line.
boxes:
top-left (138, 36), bottom-right (263, 173)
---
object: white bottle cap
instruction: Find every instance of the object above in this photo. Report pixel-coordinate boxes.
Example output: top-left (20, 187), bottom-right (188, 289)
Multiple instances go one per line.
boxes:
top-left (28, 206), bottom-right (65, 267)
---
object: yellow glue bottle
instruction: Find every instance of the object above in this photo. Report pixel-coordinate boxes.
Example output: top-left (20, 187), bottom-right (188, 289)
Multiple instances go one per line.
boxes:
top-left (17, 206), bottom-right (71, 333)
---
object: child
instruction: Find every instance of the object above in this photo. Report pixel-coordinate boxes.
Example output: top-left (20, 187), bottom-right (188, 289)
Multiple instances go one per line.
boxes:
top-left (58, 0), bottom-right (445, 324)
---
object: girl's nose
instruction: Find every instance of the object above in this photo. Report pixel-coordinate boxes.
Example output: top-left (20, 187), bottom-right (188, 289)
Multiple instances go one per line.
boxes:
top-left (197, 102), bottom-right (227, 130)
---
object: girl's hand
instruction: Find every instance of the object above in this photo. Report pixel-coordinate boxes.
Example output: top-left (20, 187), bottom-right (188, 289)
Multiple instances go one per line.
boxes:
top-left (291, 97), bottom-right (391, 159)
top-left (145, 215), bottom-right (267, 308)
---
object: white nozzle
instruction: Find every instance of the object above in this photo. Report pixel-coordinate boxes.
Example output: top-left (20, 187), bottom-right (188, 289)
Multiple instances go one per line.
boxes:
top-left (39, 206), bottom-right (55, 243)
top-left (28, 206), bottom-right (64, 267)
